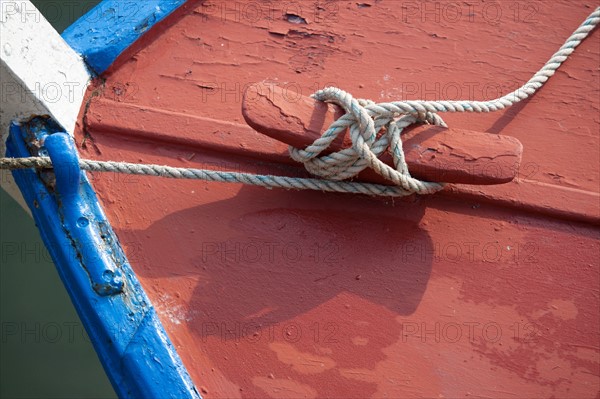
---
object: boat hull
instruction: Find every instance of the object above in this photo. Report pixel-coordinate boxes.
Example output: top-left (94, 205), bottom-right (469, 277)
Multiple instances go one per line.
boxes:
top-left (17, 0), bottom-right (600, 397)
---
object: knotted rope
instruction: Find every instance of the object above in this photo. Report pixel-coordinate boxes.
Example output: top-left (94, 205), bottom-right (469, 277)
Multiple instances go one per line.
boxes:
top-left (290, 93), bottom-right (446, 195)
top-left (292, 6), bottom-right (600, 195)
top-left (2, 7), bottom-right (599, 197)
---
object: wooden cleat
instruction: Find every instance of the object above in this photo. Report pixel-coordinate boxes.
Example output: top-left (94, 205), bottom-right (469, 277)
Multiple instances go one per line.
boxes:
top-left (242, 84), bottom-right (523, 185)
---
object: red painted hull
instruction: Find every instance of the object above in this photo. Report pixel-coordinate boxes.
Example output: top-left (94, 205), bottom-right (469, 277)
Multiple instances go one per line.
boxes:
top-left (75, 1), bottom-right (599, 397)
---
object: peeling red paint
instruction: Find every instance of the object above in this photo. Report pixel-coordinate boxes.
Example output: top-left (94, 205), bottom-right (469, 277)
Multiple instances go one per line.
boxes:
top-left (74, 1), bottom-right (599, 397)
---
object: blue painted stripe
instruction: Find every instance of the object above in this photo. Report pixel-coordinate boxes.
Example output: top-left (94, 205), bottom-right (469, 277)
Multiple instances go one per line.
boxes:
top-left (7, 122), bottom-right (200, 399)
top-left (62, 0), bottom-right (186, 74)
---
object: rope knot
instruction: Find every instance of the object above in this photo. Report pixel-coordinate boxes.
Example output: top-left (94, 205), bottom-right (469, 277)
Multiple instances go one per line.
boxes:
top-left (289, 87), bottom-right (446, 195)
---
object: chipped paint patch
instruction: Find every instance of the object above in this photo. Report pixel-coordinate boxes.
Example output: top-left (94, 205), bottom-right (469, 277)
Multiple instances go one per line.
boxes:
top-left (156, 293), bottom-right (197, 325)
top-left (252, 376), bottom-right (317, 399)
top-left (268, 342), bottom-right (336, 375)
top-left (547, 299), bottom-right (579, 321)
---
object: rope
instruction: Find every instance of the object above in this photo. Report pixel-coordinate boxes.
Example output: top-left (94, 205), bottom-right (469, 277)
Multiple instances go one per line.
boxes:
top-left (0, 157), bottom-right (413, 196)
top-left (292, 6), bottom-right (600, 194)
top-left (2, 7), bottom-right (599, 197)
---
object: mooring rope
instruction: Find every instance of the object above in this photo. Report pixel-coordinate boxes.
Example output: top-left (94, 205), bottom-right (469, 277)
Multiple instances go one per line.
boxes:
top-left (2, 7), bottom-right (599, 197)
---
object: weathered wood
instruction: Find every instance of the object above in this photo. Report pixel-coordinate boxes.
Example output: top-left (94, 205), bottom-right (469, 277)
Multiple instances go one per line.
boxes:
top-left (242, 84), bottom-right (523, 185)
top-left (0, 0), bottom-right (90, 212)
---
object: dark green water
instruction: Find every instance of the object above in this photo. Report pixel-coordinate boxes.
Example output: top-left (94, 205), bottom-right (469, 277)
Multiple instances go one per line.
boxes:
top-left (1, 1), bottom-right (115, 397)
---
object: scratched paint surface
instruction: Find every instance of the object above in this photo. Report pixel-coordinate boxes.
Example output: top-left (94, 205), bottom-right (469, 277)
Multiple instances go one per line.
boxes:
top-left (75, 1), bottom-right (599, 397)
